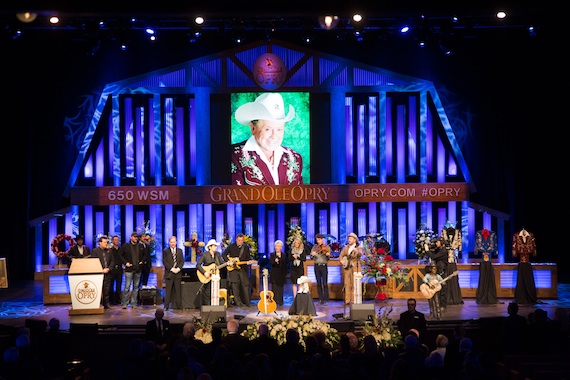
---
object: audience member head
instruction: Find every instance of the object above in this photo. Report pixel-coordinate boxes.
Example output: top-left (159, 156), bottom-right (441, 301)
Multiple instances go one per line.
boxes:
top-left (48, 317), bottom-right (60, 332)
top-left (211, 326), bottom-right (223, 342)
top-left (313, 330), bottom-right (327, 346)
top-left (3, 346), bottom-right (19, 364)
top-left (227, 319), bottom-right (240, 334)
top-left (346, 332), bottom-right (358, 351)
top-left (15, 333), bottom-right (31, 350)
top-left (362, 334), bottom-right (378, 353)
top-left (533, 308), bottom-right (548, 323)
top-left (459, 337), bottom-right (473, 352)
top-left (258, 323), bottom-right (269, 336)
top-left (404, 333), bottom-right (418, 349)
top-left (285, 328), bottom-right (300, 344)
top-left (435, 334), bottom-right (449, 348)
top-left (425, 351), bottom-right (444, 368)
top-left (408, 328), bottom-right (420, 339)
top-left (155, 307), bottom-right (165, 320)
top-left (182, 322), bottom-right (196, 338)
top-left (507, 301), bottom-right (519, 316)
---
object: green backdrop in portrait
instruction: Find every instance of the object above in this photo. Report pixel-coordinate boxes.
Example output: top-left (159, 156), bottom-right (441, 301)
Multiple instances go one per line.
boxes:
top-left (231, 92), bottom-right (311, 184)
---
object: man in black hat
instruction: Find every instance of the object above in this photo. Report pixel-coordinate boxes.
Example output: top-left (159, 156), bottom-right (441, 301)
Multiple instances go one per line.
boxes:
top-left (425, 237), bottom-right (449, 310)
top-left (67, 235), bottom-right (91, 266)
top-left (310, 233), bottom-right (331, 305)
top-left (119, 231), bottom-right (148, 309)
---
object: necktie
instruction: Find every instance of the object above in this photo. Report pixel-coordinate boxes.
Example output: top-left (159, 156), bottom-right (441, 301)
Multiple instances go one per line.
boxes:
top-left (158, 320), bottom-right (162, 337)
top-left (172, 249), bottom-right (177, 267)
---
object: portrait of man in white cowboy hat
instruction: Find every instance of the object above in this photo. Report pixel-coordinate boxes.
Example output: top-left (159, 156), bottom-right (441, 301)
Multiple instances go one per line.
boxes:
top-left (230, 92), bottom-right (308, 186)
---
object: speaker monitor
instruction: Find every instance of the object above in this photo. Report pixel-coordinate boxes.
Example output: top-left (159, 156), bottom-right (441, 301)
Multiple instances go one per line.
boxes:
top-left (201, 305), bottom-right (226, 324)
top-left (350, 303), bottom-right (375, 321)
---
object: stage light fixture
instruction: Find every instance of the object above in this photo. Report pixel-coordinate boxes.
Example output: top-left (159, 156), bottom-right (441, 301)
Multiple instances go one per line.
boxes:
top-left (194, 16), bottom-right (205, 25)
top-left (528, 25), bottom-right (536, 37)
top-left (318, 15), bottom-right (339, 30)
top-left (332, 313), bottom-right (344, 320)
top-left (16, 12), bottom-right (37, 23)
top-left (400, 25), bottom-right (410, 34)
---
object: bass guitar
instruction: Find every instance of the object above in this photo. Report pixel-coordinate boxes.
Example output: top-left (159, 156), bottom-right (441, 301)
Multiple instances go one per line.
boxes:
top-left (258, 268), bottom-right (277, 314)
top-left (420, 270), bottom-right (459, 299)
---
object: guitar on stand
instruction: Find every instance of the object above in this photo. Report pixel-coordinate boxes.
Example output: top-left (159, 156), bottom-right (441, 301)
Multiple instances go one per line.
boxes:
top-left (420, 270), bottom-right (459, 299)
top-left (257, 269), bottom-right (277, 315)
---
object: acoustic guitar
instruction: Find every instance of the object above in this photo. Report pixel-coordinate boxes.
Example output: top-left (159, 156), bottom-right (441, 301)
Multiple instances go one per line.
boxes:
top-left (258, 268), bottom-right (276, 314)
top-left (420, 270), bottom-right (459, 299)
top-left (196, 260), bottom-right (232, 284)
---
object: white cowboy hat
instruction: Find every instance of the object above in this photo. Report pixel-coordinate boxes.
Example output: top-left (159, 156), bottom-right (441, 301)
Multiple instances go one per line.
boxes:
top-left (235, 92), bottom-right (295, 126)
top-left (205, 239), bottom-right (219, 249)
top-left (297, 275), bottom-right (310, 284)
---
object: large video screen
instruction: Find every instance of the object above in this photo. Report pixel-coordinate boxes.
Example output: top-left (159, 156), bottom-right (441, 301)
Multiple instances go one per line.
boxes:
top-left (230, 92), bottom-right (310, 185)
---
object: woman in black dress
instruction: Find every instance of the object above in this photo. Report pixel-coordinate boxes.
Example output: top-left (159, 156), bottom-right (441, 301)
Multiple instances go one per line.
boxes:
top-left (288, 237), bottom-right (307, 295)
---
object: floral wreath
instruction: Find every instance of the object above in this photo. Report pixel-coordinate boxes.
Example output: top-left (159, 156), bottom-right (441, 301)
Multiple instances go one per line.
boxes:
top-left (51, 233), bottom-right (76, 259)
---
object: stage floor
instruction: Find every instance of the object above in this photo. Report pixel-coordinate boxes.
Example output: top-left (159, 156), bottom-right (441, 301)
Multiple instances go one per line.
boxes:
top-left (1, 280), bottom-right (570, 331)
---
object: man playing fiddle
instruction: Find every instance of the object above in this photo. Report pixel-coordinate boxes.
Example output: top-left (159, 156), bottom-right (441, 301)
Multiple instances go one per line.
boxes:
top-left (310, 233), bottom-right (331, 305)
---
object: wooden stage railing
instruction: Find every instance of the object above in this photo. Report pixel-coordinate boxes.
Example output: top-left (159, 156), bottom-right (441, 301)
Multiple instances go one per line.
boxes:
top-left (37, 260), bottom-right (556, 304)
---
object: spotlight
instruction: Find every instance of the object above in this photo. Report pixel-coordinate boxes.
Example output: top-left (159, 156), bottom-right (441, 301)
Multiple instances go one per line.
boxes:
top-left (318, 15), bottom-right (339, 30)
top-left (400, 25), bottom-right (410, 34)
top-left (16, 12), bottom-right (37, 23)
top-left (528, 25), bottom-right (536, 37)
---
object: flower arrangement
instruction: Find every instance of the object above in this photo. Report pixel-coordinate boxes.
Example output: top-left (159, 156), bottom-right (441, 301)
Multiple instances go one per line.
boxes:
top-left (286, 223), bottom-right (307, 247)
top-left (361, 235), bottom-right (408, 297)
top-left (361, 306), bottom-right (404, 349)
top-left (242, 315), bottom-right (340, 349)
top-left (221, 232), bottom-right (232, 251)
top-left (413, 224), bottom-right (437, 261)
top-left (51, 234), bottom-right (76, 259)
top-left (194, 319), bottom-right (213, 344)
top-left (243, 235), bottom-right (258, 260)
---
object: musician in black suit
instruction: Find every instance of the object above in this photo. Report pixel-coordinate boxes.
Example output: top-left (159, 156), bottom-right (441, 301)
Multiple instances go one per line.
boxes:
top-left (145, 307), bottom-right (171, 352)
top-left (162, 235), bottom-right (185, 310)
top-left (425, 237), bottom-right (449, 309)
top-left (91, 235), bottom-right (115, 310)
top-left (196, 239), bottom-right (224, 306)
top-left (222, 233), bottom-right (253, 307)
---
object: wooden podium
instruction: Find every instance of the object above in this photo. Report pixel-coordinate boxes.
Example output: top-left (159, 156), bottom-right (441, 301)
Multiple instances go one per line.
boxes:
top-left (67, 258), bottom-right (105, 315)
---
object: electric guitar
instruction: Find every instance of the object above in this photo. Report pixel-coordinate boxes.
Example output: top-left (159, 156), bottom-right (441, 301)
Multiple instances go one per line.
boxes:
top-left (226, 259), bottom-right (257, 271)
top-left (420, 270), bottom-right (459, 299)
top-left (258, 268), bottom-right (277, 314)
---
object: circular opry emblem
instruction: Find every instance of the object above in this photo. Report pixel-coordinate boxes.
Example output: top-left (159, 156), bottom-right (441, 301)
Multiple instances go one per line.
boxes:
top-left (74, 280), bottom-right (99, 305)
top-left (253, 53), bottom-right (287, 90)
